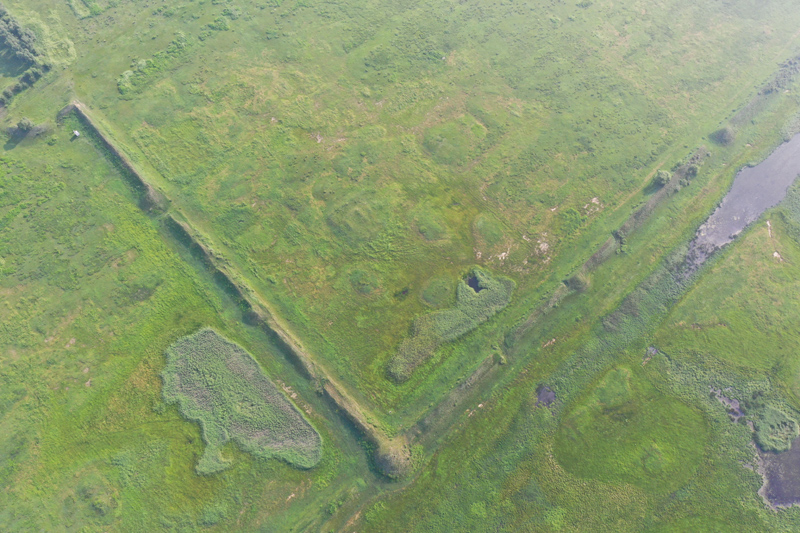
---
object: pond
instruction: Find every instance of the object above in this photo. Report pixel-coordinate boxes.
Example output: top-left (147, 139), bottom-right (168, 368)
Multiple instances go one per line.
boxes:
top-left (683, 133), bottom-right (800, 274)
top-left (759, 435), bottom-right (800, 508)
top-left (536, 385), bottom-right (556, 407)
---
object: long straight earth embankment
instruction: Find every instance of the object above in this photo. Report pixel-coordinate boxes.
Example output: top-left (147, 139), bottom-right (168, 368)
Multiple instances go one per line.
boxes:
top-left (63, 100), bottom-right (412, 479)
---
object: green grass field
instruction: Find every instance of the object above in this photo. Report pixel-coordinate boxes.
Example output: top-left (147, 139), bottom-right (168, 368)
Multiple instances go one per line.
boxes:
top-left (4, 0), bottom-right (800, 530)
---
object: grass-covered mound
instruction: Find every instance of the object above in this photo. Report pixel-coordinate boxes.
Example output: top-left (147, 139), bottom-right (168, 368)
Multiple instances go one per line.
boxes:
top-left (162, 328), bottom-right (322, 474)
top-left (554, 367), bottom-right (708, 495)
top-left (421, 276), bottom-right (455, 308)
top-left (755, 406), bottom-right (799, 453)
top-left (387, 268), bottom-right (514, 383)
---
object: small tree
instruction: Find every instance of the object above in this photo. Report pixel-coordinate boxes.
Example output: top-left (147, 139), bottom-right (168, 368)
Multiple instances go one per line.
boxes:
top-left (653, 170), bottom-right (671, 188)
top-left (16, 117), bottom-right (33, 133)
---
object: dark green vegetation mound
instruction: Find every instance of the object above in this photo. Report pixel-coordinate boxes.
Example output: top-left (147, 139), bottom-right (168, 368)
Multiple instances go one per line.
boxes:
top-left (755, 407), bottom-right (799, 453)
top-left (349, 268), bottom-right (381, 295)
top-left (555, 367), bottom-right (708, 495)
top-left (387, 268), bottom-right (514, 383)
top-left (162, 328), bottom-right (322, 473)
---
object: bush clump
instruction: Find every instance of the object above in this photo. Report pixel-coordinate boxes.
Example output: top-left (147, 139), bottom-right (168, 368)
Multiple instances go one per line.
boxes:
top-left (387, 267), bottom-right (515, 383)
top-left (710, 126), bottom-right (736, 146)
top-left (754, 406), bottom-right (799, 452)
top-left (162, 328), bottom-right (322, 474)
top-left (565, 272), bottom-right (590, 293)
top-left (15, 117), bottom-right (33, 132)
top-left (652, 170), bottom-right (671, 188)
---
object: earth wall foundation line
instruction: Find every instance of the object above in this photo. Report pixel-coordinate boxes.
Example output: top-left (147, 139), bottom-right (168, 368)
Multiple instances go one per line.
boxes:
top-left (62, 101), bottom-right (411, 478)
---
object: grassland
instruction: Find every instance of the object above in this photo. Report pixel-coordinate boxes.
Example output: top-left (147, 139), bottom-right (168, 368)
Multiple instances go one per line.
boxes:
top-left (0, 111), bottom-right (388, 532)
top-left (7, 0), bottom-right (799, 425)
top-left (4, 0), bottom-right (800, 530)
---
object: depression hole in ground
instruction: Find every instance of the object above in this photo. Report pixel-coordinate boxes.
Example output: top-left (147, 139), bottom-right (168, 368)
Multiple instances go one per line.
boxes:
top-left (466, 275), bottom-right (484, 292)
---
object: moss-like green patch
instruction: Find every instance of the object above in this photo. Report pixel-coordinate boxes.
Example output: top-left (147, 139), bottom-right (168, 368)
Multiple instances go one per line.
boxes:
top-left (162, 328), bottom-right (322, 474)
top-left (473, 214), bottom-right (504, 248)
top-left (422, 116), bottom-right (485, 166)
top-left (421, 276), bottom-right (455, 308)
top-left (413, 209), bottom-right (448, 242)
top-left (555, 367), bottom-right (708, 495)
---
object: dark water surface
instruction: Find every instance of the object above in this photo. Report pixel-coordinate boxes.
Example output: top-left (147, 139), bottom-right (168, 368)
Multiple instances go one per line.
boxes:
top-left (760, 436), bottom-right (800, 508)
top-left (684, 134), bottom-right (800, 273)
top-left (536, 385), bottom-right (556, 407)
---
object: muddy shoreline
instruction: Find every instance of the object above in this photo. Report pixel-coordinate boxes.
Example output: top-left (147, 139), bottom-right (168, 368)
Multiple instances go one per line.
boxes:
top-left (683, 133), bottom-right (800, 275)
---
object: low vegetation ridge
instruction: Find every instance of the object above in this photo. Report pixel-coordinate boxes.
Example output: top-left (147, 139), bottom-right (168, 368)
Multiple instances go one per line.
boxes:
top-left (506, 150), bottom-right (708, 349)
top-left (388, 267), bottom-right (515, 383)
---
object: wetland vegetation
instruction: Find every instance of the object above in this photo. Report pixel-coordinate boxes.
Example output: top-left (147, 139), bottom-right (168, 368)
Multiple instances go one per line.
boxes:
top-left (162, 328), bottom-right (322, 474)
top-left (4, 0), bottom-right (800, 530)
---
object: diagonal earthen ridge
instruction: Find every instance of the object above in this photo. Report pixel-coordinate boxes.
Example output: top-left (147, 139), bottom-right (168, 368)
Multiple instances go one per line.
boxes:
top-left (62, 101), bottom-right (411, 479)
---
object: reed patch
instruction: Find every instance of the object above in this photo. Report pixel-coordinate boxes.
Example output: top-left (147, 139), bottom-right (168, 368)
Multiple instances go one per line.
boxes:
top-left (162, 328), bottom-right (322, 474)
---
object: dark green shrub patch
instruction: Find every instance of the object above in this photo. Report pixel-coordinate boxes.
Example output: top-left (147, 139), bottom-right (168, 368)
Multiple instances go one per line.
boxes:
top-left (387, 267), bottom-right (514, 383)
top-left (162, 328), bottom-right (322, 474)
